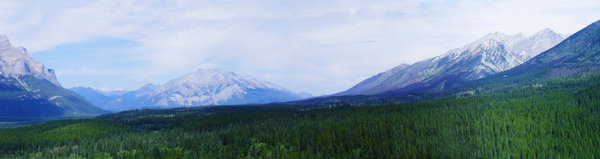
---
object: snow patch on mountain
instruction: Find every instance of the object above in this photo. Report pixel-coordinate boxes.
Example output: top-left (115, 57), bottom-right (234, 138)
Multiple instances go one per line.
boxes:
top-left (513, 28), bottom-right (568, 59)
top-left (338, 28), bottom-right (567, 96)
top-left (145, 69), bottom-right (294, 106)
top-left (95, 69), bottom-right (302, 111)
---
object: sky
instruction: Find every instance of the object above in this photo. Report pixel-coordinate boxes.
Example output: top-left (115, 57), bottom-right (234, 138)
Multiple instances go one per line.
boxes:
top-left (0, 0), bottom-right (599, 95)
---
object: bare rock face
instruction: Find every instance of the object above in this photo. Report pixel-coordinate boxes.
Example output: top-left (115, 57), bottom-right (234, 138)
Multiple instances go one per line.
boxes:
top-left (0, 35), bottom-right (107, 121)
top-left (0, 35), bottom-right (61, 86)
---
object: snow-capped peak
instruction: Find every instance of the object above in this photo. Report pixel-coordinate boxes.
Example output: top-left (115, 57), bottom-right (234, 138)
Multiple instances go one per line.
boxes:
top-left (0, 35), bottom-right (61, 86)
top-left (443, 28), bottom-right (566, 61)
top-left (96, 87), bottom-right (127, 96)
top-left (535, 28), bottom-right (554, 34)
top-left (529, 28), bottom-right (563, 40)
top-left (134, 68), bottom-right (294, 106)
top-left (0, 35), bottom-right (11, 49)
top-left (99, 68), bottom-right (301, 110)
top-left (472, 32), bottom-right (525, 48)
top-left (479, 32), bottom-right (510, 41)
top-left (513, 28), bottom-right (566, 59)
top-left (338, 28), bottom-right (567, 96)
top-left (161, 69), bottom-right (287, 92)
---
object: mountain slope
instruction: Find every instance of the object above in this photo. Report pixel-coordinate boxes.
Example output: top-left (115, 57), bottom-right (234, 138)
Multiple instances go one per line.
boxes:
top-left (513, 28), bottom-right (569, 60)
top-left (479, 20), bottom-right (600, 85)
top-left (100, 69), bottom-right (302, 111)
top-left (0, 35), bottom-right (107, 121)
top-left (337, 29), bottom-right (566, 96)
top-left (0, 75), bottom-right (108, 121)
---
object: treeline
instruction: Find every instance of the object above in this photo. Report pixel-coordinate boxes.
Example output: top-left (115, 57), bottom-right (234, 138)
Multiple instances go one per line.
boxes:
top-left (1, 74), bottom-right (600, 158)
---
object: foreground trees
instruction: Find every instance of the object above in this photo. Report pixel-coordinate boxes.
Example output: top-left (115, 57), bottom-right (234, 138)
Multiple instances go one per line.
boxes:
top-left (1, 74), bottom-right (600, 158)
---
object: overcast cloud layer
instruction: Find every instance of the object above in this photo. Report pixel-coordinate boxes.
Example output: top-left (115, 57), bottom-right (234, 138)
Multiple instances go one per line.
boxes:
top-left (1, 0), bottom-right (599, 95)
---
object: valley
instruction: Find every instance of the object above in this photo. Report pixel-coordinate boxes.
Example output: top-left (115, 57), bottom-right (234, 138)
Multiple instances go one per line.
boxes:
top-left (2, 71), bottom-right (600, 158)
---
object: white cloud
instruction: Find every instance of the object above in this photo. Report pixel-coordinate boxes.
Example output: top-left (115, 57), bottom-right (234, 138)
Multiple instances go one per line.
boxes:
top-left (139, 26), bottom-right (229, 71)
top-left (57, 67), bottom-right (131, 76)
top-left (1, 0), bottom-right (599, 95)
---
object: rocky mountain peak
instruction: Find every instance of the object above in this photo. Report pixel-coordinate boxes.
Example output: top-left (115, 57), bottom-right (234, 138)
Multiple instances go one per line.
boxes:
top-left (480, 32), bottom-right (510, 41)
top-left (528, 28), bottom-right (564, 41)
top-left (0, 35), bottom-right (11, 49)
top-left (472, 32), bottom-right (524, 48)
top-left (0, 35), bottom-right (61, 87)
top-left (93, 68), bottom-right (301, 111)
top-left (167, 68), bottom-right (286, 91)
top-left (337, 28), bottom-right (567, 96)
top-left (513, 28), bottom-right (566, 59)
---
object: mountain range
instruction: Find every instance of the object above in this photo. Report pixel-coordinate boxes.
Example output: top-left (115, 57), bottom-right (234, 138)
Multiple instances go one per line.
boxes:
top-left (0, 35), bottom-right (107, 121)
top-left (72, 69), bottom-right (311, 112)
top-left (336, 28), bottom-right (567, 96)
top-left (480, 20), bottom-right (600, 84)
top-left (0, 22), bottom-right (589, 121)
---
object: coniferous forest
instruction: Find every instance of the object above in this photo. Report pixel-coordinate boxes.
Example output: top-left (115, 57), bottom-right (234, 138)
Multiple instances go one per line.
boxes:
top-left (1, 73), bottom-right (600, 158)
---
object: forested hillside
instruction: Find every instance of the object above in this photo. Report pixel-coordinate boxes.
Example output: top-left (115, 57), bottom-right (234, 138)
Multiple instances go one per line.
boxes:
top-left (1, 73), bottom-right (600, 158)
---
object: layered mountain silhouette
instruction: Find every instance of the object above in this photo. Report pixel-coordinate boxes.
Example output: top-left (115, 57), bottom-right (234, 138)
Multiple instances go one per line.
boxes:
top-left (482, 20), bottom-right (600, 83)
top-left (0, 35), bottom-right (107, 121)
top-left (72, 69), bottom-right (310, 112)
top-left (337, 29), bottom-right (566, 96)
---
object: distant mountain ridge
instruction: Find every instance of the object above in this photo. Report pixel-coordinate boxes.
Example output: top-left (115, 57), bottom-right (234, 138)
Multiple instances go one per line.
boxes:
top-left (69, 87), bottom-right (124, 108)
top-left (0, 35), bottom-right (107, 121)
top-left (73, 69), bottom-right (310, 112)
top-left (484, 20), bottom-right (600, 83)
top-left (337, 29), bottom-right (567, 96)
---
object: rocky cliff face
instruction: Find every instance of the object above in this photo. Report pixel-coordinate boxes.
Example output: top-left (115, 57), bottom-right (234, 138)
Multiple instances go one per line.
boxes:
top-left (0, 35), bottom-right (61, 86)
top-left (0, 35), bottom-right (107, 121)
